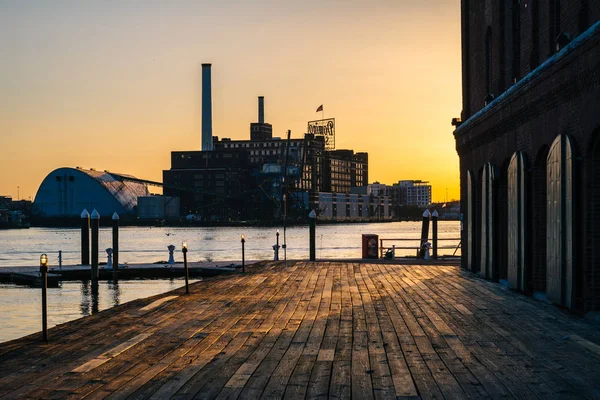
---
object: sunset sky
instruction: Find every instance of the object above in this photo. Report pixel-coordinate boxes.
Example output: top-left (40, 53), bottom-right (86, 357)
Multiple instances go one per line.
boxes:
top-left (0, 0), bottom-right (461, 203)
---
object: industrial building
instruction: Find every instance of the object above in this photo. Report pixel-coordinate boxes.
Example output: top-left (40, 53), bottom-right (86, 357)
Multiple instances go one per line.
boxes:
top-left (163, 64), bottom-right (369, 220)
top-left (454, 2), bottom-right (600, 312)
top-left (33, 167), bottom-right (149, 219)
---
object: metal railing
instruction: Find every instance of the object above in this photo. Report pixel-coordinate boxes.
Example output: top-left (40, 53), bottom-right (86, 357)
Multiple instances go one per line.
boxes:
top-left (379, 238), bottom-right (461, 259)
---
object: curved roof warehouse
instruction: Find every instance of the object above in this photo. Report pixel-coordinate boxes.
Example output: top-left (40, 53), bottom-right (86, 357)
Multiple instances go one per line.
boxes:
top-left (33, 167), bottom-right (149, 218)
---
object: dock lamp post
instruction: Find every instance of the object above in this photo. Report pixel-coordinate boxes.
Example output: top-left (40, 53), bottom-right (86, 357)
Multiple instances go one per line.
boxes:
top-left (40, 253), bottom-right (48, 342)
top-left (241, 234), bottom-right (246, 273)
top-left (182, 241), bottom-right (189, 294)
top-left (283, 194), bottom-right (287, 261)
top-left (275, 229), bottom-right (280, 261)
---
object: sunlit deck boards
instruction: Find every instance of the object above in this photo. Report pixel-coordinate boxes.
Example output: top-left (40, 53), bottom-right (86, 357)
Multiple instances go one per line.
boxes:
top-left (1, 261), bottom-right (600, 399)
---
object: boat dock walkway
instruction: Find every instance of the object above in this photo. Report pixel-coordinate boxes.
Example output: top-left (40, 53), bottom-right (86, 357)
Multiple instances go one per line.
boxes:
top-left (0, 261), bottom-right (250, 287)
top-left (1, 261), bottom-right (599, 399)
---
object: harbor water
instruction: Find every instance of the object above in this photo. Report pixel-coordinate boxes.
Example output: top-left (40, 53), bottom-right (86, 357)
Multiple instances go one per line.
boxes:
top-left (0, 221), bottom-right (460, 343)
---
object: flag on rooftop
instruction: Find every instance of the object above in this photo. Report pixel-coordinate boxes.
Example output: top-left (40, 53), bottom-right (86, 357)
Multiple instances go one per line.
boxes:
top-left (316, 104), bottom-right (323, 112)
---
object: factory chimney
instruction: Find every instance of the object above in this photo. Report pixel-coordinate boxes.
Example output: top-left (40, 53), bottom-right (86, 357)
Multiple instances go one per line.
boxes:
top-left (201, 63), bottom-right (213, 151)
top-left (258, 96), bottom-right (265, 124)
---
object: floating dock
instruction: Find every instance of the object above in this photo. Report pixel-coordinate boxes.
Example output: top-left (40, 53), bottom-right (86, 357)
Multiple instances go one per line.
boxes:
top-left (0, 261), bottom-right (246, 287)
top-left (1, 261), bottom-right (599, 398)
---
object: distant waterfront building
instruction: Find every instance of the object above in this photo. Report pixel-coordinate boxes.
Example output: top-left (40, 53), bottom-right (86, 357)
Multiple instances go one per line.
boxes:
top-left (367, 180), bottom-right (432, 207)
top-left (394, 180), bottom-right (432, 207)
top-left (454, 2), bottom-right (600, 312)
top-left (317, 192), bottom-right (391, 221)
top-left (33, 167), bottom-right (149, 218)
top-left (366, 182), bottom-right (389, 197)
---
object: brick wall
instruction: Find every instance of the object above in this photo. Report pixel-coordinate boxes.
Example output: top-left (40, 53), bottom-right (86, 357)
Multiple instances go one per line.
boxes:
top-left (462, 0), bottom-right (600, 120)
top-left (455, 15), bottom-right (600, 311)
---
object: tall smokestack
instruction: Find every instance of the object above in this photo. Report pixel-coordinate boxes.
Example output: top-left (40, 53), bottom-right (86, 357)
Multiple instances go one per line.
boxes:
top-left (258, 96), bottom-right (265, 123)
top-left (201, 63), bottom-right (213, 151)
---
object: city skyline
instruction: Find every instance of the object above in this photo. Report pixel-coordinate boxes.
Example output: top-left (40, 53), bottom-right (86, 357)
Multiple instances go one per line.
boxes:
top-left (0, 0), bottom-right (461, 202)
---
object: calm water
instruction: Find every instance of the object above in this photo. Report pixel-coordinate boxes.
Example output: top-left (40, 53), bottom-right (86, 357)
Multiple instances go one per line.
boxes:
top-left (0, 221), bottom-right (460, 343)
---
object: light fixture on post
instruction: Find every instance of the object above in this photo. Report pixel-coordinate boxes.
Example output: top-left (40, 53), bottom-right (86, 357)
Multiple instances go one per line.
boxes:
top-left (182, 240), bottom-right (189, 294)
top-left (283, 194), bottom-right (287, 261)
top-left (241, 234), bottom-right (246, 273)
top-left (39, 253), bottom-right (49, 342)
top-left (275, 229), bottom-right (280, 261)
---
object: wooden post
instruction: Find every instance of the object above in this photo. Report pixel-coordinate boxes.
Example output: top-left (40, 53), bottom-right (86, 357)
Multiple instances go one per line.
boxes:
top-left (432, 209), bottom-right (438, 259)
top-left (112, 212), bottom-right (119, 270)
top-left (420, 209), bottom-right (431, 258)
top-left (91, 209), bottom-right (100, 281)
top-left (309, 209), bottom-right (316, 261)
top-left (81, 209), bottom-right (90, 265)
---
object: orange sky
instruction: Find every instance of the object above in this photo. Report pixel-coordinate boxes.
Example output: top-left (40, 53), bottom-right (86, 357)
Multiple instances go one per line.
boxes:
top-left (0, 1), bottom-right (462, 203)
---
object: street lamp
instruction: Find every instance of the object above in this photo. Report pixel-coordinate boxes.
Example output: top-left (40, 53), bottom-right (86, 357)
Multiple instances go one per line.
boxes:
top-left (40, 253), bottom-right (48, 342)
top-left (283, 194), bottom-right (287, 261)
top-left (241, 234), bottom-right (246, 273)
top-left (182, 241), bottom-right (189, 294)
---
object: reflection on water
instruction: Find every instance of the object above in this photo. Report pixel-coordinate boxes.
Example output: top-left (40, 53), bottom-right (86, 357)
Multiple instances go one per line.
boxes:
top-left (0, 221), bottom-right (460, 268)
top-left (0, 278), bottom-right (195, 343)
top-left (80, 280), bottom-right (91, 316)
top-left (108, 280), bottom-right (121, 307)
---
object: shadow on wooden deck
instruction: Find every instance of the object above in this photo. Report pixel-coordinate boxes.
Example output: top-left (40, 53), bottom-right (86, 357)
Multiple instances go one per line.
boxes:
top-left (1, 261), bottom-right (599, 399)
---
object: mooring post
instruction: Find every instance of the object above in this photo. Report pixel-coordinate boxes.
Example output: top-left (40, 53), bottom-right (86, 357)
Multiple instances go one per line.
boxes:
top-left (432, 209), bottom-right (438, 259)
top-left (40, 254), bottom-right (48, 342)
top-left (309, 209), bottom-right (316, 261)
top-left (112, 212), bottom-right (119, 270)
top-left (81, 209), bottom-right (90, 265)
top-left (91, 209), bottom-right (100, 281)
top-left (420, 209), bottom-right (431, 259)
top-left (167, 245), bottom-right (175, 264)
top-left (106, 248), bottom-right (113, 268)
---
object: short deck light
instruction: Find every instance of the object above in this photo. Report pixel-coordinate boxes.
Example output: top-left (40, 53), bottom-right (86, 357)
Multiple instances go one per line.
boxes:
top-left (40, 254), bottom-right (48, 269)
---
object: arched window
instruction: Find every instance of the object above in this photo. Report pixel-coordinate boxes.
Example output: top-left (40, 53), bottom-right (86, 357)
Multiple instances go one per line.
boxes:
top-left (508, 152), bottom-right (526, 291)
top-left (481, 163), bottom-right (496, 279)
top-left (486, 27), bottom-right (493, 96)
top-left (547, 134), bottom-right (573, 308)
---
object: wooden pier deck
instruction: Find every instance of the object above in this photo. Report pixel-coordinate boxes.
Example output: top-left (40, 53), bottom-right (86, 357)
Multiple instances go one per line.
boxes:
top-left (1, 261), bottom-right (599, 399)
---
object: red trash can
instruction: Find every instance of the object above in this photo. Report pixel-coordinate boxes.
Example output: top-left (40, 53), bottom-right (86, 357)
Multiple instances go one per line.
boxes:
top-left (362, 234), bottom-right (379, 259)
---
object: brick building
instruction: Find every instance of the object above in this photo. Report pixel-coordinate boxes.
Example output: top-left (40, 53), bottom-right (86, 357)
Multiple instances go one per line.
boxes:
top-left (164, 97), bottom-right (368, 220)
top-left (454, 1), bottom-right (600, 313)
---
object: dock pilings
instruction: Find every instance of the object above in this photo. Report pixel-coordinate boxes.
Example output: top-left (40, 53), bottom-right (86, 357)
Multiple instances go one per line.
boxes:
top-left (91, 209), bottom-right (100, 282)
top-left (81, 209), bottom-right (90, 266)
top-left (432, 210), bottom-right (438, 259)
top-left (112, 212), bottom-right (119, 270)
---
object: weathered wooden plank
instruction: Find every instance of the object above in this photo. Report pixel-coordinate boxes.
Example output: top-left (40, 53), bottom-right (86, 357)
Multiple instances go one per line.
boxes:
top-left (2, 261), bottom-right (600, 400)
